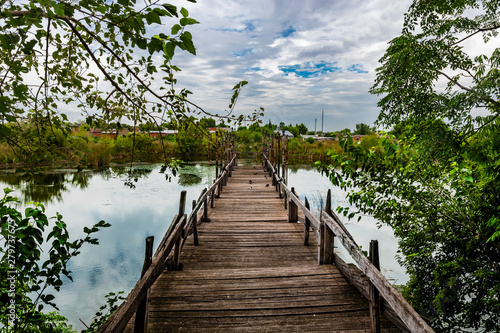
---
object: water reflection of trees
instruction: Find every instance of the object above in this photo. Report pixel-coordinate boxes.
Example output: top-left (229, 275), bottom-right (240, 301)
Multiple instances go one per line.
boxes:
top-left (177, 164), bottom-right (215, 187)
top-left (0, 163), bottom-right (215, 203)
top-left (0, 171), bottom-right (94, 204)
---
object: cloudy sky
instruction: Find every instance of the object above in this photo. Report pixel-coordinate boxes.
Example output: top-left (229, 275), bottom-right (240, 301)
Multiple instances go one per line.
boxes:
top-left (159, 0), bottom-right (413, 132)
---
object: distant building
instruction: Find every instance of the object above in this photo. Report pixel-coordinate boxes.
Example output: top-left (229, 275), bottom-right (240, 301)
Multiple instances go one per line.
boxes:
top-left (275, 130), bottom-right (294, 137)
top-left (148, 130), bottom-right (178, 139)
top-left (335, 134), bottom-right (367, 142)
top-left (207, 127), bottom-right (233, 133)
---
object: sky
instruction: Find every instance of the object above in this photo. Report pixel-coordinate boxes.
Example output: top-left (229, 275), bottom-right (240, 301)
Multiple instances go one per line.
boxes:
top-left (156, 0), bottom-right (414, 132)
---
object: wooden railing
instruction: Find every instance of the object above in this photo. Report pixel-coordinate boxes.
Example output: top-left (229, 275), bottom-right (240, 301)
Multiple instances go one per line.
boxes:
top-left (263, 154), bottom-right (434, 333)
top-left (96, 154), bottom-right (237, 333)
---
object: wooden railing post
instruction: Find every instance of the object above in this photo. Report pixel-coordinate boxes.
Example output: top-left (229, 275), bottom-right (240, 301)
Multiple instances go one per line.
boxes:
top-left (369, 240), bottom-right (381, 333)
top-left (211, 180), bottom-right (216, 204)
top-left (318, 221), bottom-right (326, 265)
top-left (172, 217), bottom-right (186, 271)
top-left (304, 197), bottom-right (311, 246)
top-left (288, 187), bottom-right (298, 223)
top-left (178, 190), bottom-right (186, 216)
top-left (222, 167), bottom-right (227, 186)
top-left (134, 236), bottom-right (154, 332)
top-left (319, 189), bottom-right (335, 264)
top-left (169, 191), bottom-right (186, 271)
top-left (202, 189), bottom-right (211, 222)
top-left (192, 200), bottom-right (199, 246)
top-left (134, 236), bottom-right (154, 333)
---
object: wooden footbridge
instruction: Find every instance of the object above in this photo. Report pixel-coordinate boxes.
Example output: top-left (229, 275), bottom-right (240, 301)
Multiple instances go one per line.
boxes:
top-left (97, 153), bottom-right (434, 332)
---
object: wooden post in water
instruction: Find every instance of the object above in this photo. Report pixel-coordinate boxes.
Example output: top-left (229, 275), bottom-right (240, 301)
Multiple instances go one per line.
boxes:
top-left (288, 187), bottom-right (298, 223)
top-left (134, 236), bottom-right (154, 333)
top-left (369, 240), bottom-right (381, 333)
top-left (304, 197), bottom-right (311, 246)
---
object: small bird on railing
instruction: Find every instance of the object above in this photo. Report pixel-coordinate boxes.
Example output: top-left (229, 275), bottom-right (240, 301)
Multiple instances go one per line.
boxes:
top-left (249, 180), bottom-right (252, 184)
top-left (248, 186), bottom-right (252, 190)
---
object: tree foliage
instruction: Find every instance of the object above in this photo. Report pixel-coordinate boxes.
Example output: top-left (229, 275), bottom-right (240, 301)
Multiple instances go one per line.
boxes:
top-left (0, 0), bottom-right (257, 170)
top-left (0, 188), bottom-right (110, 331)
top-left (353, 123), bottom-right (375, 135)
top-left (319, 1), bottom-right (500, 331)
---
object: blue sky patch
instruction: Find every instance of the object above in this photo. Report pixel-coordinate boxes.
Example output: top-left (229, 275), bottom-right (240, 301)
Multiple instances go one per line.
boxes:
top-left (347, 64), bottom-right (368, 73)
top-left (279, 62), bottom-right (368, 78)
top-left (279, 26), bottom-right (296, 38)
top-left (219, 20), bottom-right (257, 33)
top-left (279, 62), bottom-right (342, 78)
top-left (233, 48), bottom-right (253, 57)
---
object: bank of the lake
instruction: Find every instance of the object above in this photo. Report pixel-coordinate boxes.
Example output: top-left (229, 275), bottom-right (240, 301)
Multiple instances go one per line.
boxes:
top-left (0, 161), bottom-right (406, 331)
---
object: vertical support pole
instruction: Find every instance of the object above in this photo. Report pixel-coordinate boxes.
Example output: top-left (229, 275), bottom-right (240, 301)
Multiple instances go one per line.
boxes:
top-left (211, 180), bottom-right (215, 208)
top-left (369, 240), bottom-right (381, 333)
top-left (134, 236), bottom-right (154, 333)
top-left (320, 189), bottom-right (335, 264)
top-left (178, 190), bottom-right (187, 217)
top-left (202, 188), bottom-right (210, 222)
top-left (288, 187), bottom-right (298, 223)
top-left (277, 133), bottom-right (281, 179)
top-left (304, 197), bottom-right (311, 246)
top-left (215, 131), bottom-right (219, 179)
top-left (192, 200), bottom-right (199, 246)
top-left (325, 188), bottom-right (333, 216)
top-left (172, 217), bottom-right (185, 271)
top-left (318, 222), bottom-right (325, 265)
top-left (322, 221), bottom-right (334, 264)
top-left (170, 190), bottom-right (187, 271)
top-left (284, 190), bottom-right (288, 210)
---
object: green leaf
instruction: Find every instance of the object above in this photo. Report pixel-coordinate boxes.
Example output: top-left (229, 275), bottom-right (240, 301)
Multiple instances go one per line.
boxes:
top-left (180, 17), bottom-right (199, 26)
top-left (163, 41), bottom-right (175, 59)
top-left (180, 34), bottom-right (196, 55)
top-left (171, 24), bottom-right (182, 35)
top-left (162, 4), bottom-right (178, 17)
top-left (146, 11), bottom-right (161, 25)
top-left (180, 7), bottom-right (189, 18)
top-left (137, 38), bottom-right (147, 50)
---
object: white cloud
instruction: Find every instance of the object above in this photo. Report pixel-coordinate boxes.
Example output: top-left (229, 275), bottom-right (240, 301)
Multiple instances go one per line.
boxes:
top-left (158, 0), bottom-right (414, 131)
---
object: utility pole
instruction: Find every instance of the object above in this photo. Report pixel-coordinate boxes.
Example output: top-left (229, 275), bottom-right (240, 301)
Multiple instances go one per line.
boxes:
top-left (315, 118), bottom-right (317, 135)
top-left (321, 108), bottom-right (324, 134)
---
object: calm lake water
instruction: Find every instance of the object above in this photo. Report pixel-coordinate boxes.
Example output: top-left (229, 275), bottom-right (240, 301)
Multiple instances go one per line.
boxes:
top-left (0, 161), bottom-right (407, 331)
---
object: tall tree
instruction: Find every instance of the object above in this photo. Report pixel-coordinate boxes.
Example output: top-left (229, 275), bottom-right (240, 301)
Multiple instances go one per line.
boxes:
top-left (319, 1), bottom-right (500, 331)
top-left (297, 123), bottom-right (308, 135)
top-left (353, 123), bottom-right (375, 135)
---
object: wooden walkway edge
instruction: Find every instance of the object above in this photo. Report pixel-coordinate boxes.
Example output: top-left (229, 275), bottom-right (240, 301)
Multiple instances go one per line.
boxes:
top-left (124, 164), bottom-right (401, 332)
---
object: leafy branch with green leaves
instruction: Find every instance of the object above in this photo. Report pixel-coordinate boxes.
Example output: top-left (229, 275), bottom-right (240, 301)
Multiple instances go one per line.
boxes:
top-left (0, 0), bottom-right (258, 171)
top-left (0, 187), bottom-right (111, 332)
top-left (318, 0), bottom-right (500, 331)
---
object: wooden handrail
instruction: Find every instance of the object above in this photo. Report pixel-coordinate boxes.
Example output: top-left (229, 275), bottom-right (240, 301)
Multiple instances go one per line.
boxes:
top-left (263, 154), bottom-right (434, 333)
top-left (97, 214), bottom-right (186, 332)
top-left (321, 212), bottom-right (433, 332)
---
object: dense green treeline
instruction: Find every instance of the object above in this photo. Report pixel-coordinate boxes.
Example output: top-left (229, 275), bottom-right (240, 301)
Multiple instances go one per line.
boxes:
top-left (0, 119), bottom-right (379, 168)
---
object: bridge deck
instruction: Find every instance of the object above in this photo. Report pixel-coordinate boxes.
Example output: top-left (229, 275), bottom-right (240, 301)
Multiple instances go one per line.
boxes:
top-left (126, 164), bottom-right (400, 332)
